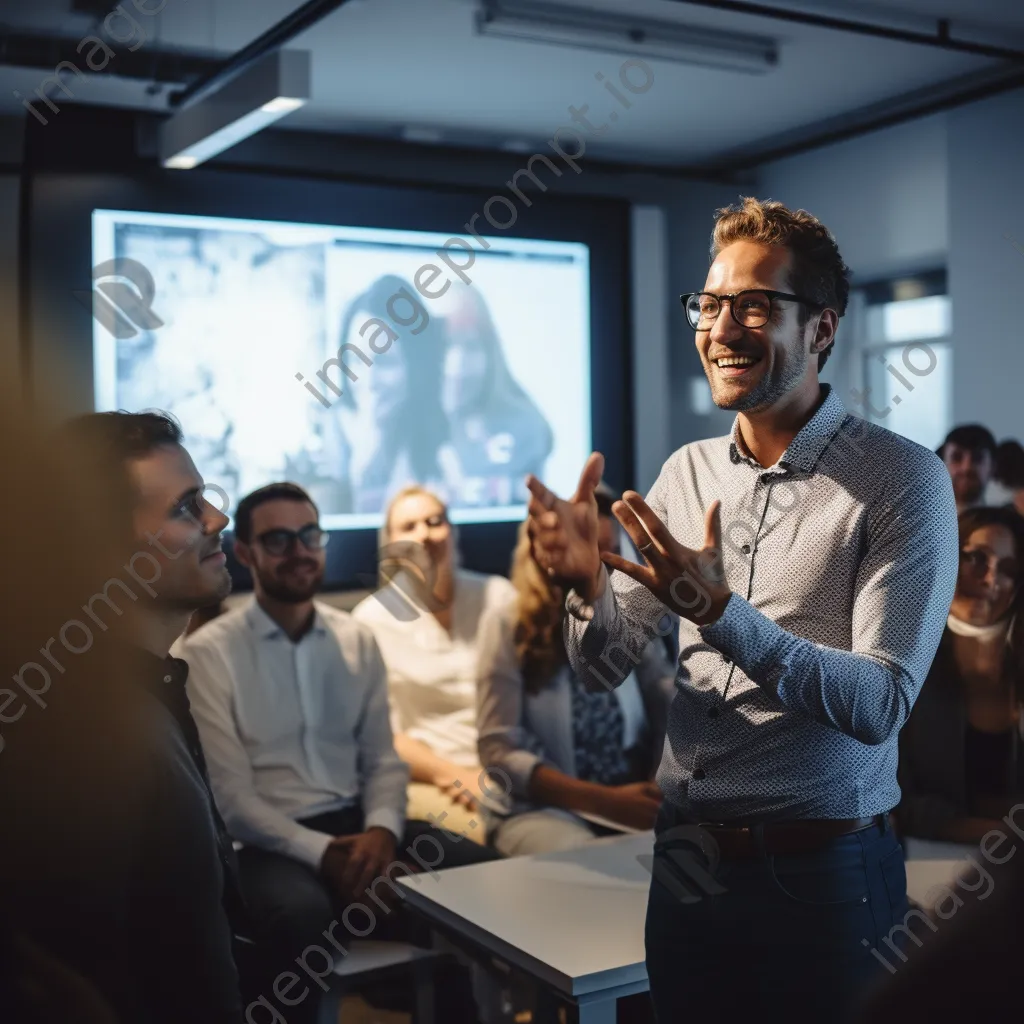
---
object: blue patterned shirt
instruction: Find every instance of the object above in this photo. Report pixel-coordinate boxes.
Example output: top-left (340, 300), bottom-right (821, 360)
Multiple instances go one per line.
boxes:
top-left (565, 385), bottom-right (958, 821)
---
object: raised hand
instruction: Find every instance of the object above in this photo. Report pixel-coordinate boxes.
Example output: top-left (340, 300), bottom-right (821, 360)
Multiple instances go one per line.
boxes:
top-left (526, 452), bottom-right (605, 599)
top-left (602, 492), bottom-right (732, 627)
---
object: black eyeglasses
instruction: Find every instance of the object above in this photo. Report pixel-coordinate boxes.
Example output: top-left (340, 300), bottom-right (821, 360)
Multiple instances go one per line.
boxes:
top-left (680, 290), bottom-right (822, 330)
top-left (254, 525), bottom-right (329, 557)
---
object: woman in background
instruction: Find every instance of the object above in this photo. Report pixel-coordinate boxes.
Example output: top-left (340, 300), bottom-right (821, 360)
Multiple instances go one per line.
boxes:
top-left (328, 274), bottom-right (450, 513)
top-left (897, 505), bottom-right (1024, 844)
top-left (441, 287), bottom-right (553, 507)
top-left (477, 489), bottom-right (676, 857)
top-left (353, 486), bottom-right (514, 846)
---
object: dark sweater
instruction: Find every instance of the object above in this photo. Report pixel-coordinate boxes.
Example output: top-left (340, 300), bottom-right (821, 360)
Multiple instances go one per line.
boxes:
top-left (897, 629), bottom-right (1024, 838)
top-left (3, 648), bottom-right (245, 1024)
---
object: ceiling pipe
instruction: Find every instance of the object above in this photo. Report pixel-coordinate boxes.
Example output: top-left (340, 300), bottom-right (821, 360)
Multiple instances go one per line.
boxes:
top-left (168, 0), bottom-right (355, 109)
top-left (664, 0), bottom-right (1024, 62)
top-left (698, 63), bottom-right (1024, 173)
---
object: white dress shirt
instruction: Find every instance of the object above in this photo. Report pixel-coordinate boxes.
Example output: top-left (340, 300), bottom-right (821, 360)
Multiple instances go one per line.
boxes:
top-left (181, 597), bottom-right (409, 869)
top-left (352, 568), bottom-right (516, 768)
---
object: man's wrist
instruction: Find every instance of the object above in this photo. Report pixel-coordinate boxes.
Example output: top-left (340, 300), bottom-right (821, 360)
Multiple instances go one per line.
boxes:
top-left (367, 824), bottom-right (397, 849)
top-left (699, 590), bottom-right (733, 627)
top-left (579, 565), bottom-right (605, 604)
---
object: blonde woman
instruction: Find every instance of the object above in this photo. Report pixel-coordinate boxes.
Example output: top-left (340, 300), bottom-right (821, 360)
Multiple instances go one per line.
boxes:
top-left (476, 489), bottom-right (676, 857)
top-left (353, 486), bottom-right (514, 844)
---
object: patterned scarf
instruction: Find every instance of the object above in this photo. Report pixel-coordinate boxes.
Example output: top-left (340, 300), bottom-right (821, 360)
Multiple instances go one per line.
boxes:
top-left (570, 674), bottom-right (631, 786)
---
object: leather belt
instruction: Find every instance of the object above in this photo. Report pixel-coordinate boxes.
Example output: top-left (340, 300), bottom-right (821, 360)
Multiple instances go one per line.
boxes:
top-left (696, 815), bottom-right (886, 860)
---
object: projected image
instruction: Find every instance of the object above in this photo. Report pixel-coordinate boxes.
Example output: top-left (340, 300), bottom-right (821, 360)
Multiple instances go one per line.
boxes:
top-left (92, 210), bottom-right (591, 529)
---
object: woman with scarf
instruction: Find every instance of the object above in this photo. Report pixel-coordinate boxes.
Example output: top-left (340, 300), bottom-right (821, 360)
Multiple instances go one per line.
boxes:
top-left (897, 505), bottom-right (1024, 844)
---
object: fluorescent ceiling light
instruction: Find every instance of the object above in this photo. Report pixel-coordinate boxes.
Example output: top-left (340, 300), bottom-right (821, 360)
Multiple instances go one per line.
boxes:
top-left (159, 50), bottom-right (311, 170)
top-left (476, 1), bottom-right (778, 74)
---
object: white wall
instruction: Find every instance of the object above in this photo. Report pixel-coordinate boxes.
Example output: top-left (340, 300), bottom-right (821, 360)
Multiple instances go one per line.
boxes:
top-left (757, 114), bottom-right (949, 413)
top-left (755, 91), bottom-right (1024, 450)
top-left (759, 115), bottom-right (949, 282)
top-left (947, 88), bottom-right (1024, 445)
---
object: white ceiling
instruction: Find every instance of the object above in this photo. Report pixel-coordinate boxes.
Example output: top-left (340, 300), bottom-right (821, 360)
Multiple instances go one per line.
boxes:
top-left (2, 0), bottom-right (1022, 168)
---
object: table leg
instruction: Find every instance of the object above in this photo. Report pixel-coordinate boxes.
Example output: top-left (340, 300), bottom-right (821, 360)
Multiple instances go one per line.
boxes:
top-left (576, 994), bottom-right (617, 1024)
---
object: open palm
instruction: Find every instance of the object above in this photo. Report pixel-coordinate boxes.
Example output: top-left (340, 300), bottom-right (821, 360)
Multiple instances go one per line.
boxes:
top-left (526, 452), bottom-right (605, 591)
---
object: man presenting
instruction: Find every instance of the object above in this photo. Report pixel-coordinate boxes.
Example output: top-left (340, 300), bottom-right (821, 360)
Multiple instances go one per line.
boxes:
top-left (527, 198), bottom-right (958, 1021)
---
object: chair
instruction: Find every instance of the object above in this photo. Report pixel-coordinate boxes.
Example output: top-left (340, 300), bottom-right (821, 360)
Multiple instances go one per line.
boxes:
top-left (316, 940), bottom-right (441, 1024)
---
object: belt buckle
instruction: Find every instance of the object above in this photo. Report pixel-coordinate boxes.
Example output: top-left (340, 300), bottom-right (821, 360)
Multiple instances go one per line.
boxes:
top-left (694, 821), bottom-right (730, 860)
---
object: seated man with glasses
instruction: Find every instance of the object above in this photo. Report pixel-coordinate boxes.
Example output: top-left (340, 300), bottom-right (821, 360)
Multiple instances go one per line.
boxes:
top-left (179, 482), bottom-right (494, 1024)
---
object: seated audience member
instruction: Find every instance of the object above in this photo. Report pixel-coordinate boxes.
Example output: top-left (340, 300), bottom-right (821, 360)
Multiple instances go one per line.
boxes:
top-left (4, 409), bottom-right (245, 1024)
top-left (353, 486), bottom-right (515, 843)
top-left (180, 483), bottom-right (494, 1024)
top-left (897, 506), bottom-right (1024, 844)
top-left (993, 439), bottom-right (1024, 516)
top-left (938, 424), bottom-right (997, 514)
top-left (477, 487), bottom-right (676, 856)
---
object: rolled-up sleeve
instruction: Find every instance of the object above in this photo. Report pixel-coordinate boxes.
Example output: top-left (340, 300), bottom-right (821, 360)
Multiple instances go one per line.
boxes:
top-left (476, 601), bottom-right (548, 799)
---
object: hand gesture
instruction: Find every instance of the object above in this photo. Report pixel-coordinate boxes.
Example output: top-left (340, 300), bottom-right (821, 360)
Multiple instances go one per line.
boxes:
top-left (526, 452), bottom-right (605, 598)
top-left (603, 492), bottom-right (731, 626)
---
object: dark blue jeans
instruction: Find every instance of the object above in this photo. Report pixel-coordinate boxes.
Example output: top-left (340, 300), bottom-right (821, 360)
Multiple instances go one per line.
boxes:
top-left (645, 803), bottom-right (909, 1024)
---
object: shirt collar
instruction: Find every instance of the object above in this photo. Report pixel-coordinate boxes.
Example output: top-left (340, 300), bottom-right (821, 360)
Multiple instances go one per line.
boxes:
top-left (728, 384), bottom-right (847, 474)
top-left (243, 595), bottom-right (328, 639)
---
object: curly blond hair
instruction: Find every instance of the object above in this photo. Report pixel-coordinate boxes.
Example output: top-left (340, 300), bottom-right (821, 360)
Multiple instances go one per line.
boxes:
top-left (510, 518), bottom-right (566, 695)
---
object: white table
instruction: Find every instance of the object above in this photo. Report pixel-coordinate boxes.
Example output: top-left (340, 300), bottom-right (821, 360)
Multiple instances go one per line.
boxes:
top-left (903, 837), bottom-right (978, 910)
top-left (396, 830), bottom-right (974, 1020)
top-left (398, 831), bottom-right (654, 1024)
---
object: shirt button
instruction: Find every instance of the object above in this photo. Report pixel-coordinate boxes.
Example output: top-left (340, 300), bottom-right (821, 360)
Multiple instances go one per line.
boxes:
top-left (163, 675), bottom-right (172, 683)
top-left (741, 544), bottom-right (751, 555)
top-left (693, 768), bottom-right (707, 781)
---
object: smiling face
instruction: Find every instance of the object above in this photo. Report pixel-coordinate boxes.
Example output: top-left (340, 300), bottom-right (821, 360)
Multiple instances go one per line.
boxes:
top-left (128, 444), bottom-right (232, 610)
top-left (943, 443), bottom-right (994, 508)
top-left (236, 498), bottom-right (325, 604)
top-left (697, 241), bottom-right (829, 413)
top-left (951, 523), bottom-right (1020, 626)
top-left (386, 491), bottom-right (453, 574)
